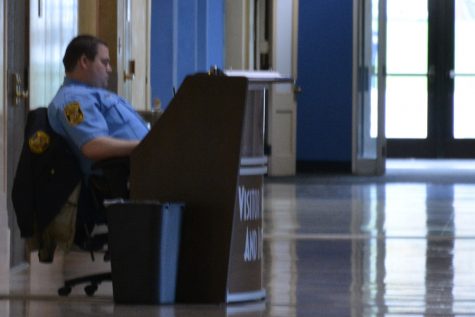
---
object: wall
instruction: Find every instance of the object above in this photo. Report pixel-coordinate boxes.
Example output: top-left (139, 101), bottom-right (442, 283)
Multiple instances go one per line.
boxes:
top-left (296, 1), bottom-right (353, 170)
top-left (150, 0), bottom-right (224, 109)
top-left (150, 0), bottom-right (353, 169)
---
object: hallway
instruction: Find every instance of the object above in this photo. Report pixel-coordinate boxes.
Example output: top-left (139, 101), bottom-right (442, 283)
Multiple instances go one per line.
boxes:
top-left (1, 159), bottom-right (475, 316)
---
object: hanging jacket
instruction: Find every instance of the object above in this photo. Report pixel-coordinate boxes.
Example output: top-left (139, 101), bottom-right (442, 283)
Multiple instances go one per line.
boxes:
top-left (12, 107), bottom-right (81, 238)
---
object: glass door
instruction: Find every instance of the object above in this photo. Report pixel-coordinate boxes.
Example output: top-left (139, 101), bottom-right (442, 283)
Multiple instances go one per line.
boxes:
top-left (386, 0), bottom-right (475, 157)
top-left (453, 0), bottom-right (475, 139)
top-left (385, 0), bottom-right (428, 141)
top-left (352, 0), bottom-right (386, 175)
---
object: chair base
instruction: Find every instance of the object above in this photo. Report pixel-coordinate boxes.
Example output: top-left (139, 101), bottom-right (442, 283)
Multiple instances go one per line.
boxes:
top-left (58, 272), bottom-right (112, 297)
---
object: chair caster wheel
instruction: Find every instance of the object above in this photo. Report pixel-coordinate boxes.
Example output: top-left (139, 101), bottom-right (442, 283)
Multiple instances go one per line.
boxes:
top-left (58, 286), bottom-right (72, 296)
top-left (85, 284), bottom-right (98, 296)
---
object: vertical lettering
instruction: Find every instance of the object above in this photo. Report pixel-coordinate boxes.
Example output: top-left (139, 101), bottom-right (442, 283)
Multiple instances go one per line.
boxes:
top-left (251, 230), bottom-right (256, 260)
top-left (247, 190), bottom-right (251, 220)
top-left (244, 227), bottom-right (250, 261)
top-left (239, 184), bottom-right (263, 262)
top-left (239, 186), bottom-right (246, 221)
top-left (243, 227), bottom-right (263, 262)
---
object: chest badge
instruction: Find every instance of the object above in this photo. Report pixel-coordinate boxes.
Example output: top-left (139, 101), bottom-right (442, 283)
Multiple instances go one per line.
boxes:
top-left (64, 102), bottom-right (84, 125)
top-left (28, 130), bottom-right (50, 154)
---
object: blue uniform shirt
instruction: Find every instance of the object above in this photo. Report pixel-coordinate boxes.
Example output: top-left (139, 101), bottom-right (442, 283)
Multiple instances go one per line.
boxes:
top-left (48, 78), bottom-right (149, 175)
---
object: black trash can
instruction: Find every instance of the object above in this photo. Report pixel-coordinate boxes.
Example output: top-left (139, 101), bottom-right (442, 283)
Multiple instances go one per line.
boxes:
top-left (106, 201), bottom-right (184, 304)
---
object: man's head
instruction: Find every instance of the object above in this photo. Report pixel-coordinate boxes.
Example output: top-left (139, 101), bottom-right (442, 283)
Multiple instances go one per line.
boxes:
top-left (63, 35), bottom-right (112, 88)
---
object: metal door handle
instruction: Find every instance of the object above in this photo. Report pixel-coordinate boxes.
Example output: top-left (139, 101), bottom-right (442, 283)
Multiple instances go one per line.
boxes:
top-left (13, 73), bottom-right (29, 106)
top-left (448, 70), bottom-right (455, 79)
top-left (428, 65), bottom-right (436, 81)
top-left (293, 84), bottom-right (302, 94)
top-left (123, 60), bottom-right (135, 81)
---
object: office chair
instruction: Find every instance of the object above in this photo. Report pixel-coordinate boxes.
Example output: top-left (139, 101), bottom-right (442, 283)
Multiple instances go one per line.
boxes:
top-left (12, 107), bottom-right (129, 297)
top-left (57, 157), bottom-right (130, 296)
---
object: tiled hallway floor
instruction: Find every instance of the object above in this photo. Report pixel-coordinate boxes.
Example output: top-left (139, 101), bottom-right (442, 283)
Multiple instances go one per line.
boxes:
top-left (2, 159), bottom-right (475, 316)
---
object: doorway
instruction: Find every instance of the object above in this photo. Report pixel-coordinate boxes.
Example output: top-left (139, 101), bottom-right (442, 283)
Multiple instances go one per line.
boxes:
top-left (386, 0), bottom-right (475, 158)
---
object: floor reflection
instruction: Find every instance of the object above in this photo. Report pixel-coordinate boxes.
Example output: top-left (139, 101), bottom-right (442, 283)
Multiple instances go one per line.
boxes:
top-left (349, 182), bottom-right (474, 316)
top-left (0, 299), bottom-right (269, 317)
top-left (3, 160), bottom-right (475, 316)
top-left (263, 161), bottom-right (475, 316)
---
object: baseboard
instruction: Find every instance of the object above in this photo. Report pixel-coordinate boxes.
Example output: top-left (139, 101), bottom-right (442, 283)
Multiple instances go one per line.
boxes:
top-left (296, 160), bottom-right (351, 174)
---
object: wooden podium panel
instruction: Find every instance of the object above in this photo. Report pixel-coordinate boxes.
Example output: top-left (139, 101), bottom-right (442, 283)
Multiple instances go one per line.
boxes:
top-left (129, 74), bottom-right (248, 303)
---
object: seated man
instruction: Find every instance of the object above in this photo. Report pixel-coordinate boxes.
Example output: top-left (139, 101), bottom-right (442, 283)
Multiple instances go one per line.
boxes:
top-left (48, 34), bottom-right (149, 176)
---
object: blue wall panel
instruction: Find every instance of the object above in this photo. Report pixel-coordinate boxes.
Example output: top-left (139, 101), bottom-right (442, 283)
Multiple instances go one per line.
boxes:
top-left (197, 1), bottom-right (207, 70)
top-left (296, 0), bottom-right (353, 163)
top-left (197, 0), bottom-right (224, 71)
top-left (151, 0), bottom-right (224, 109)
top-left (151, 0), bottom-right (174, 108)
top-left (206, 0), bottom-right (224, 68)
top-left (176, 0), bottom-right (197, 88)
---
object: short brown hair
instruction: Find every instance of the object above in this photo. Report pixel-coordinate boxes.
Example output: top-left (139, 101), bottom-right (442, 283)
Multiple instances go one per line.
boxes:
top-left (63, 35), bottom-right (108, 72)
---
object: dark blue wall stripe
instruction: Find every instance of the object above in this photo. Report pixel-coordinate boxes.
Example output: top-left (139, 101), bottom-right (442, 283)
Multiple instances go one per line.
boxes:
top-left (296, 0), bottom-right (353, 162)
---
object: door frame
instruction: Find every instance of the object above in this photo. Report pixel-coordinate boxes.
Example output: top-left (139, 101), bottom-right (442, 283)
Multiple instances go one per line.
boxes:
top-left (6, 0), bottom-right (29, 267)
top-left (352, 0), bottom-right (387, 175)
top-left (0, 0), bottom-right (10, 272)
top-left (267, 0), bottom-right (298, 176)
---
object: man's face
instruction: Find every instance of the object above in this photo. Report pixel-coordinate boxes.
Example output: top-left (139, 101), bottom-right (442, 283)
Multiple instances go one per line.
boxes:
top-left (87, 44), bottom-right (112, 88)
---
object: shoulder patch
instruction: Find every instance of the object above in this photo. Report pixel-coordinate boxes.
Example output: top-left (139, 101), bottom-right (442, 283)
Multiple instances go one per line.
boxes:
top-left (28, 130), bottom-right (50, 154)
top-left (64, 102), bottom-right (84, 126)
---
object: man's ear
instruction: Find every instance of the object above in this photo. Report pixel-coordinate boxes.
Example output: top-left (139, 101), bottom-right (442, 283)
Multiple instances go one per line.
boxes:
top-left (77, 54), bottom-right (90, 69)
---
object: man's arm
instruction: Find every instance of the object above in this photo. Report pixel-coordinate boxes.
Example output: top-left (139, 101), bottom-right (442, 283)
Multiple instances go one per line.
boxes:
top-left (81, 136), bottom-right (140, 161)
